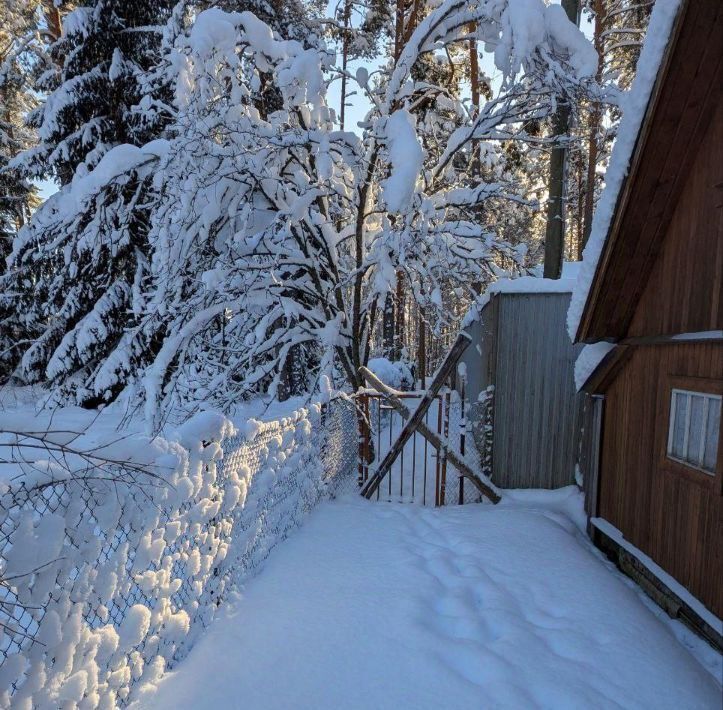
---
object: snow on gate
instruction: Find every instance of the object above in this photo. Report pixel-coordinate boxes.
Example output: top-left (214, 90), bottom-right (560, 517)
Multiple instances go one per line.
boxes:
top-left (0, 399), bottom-right (357, 708)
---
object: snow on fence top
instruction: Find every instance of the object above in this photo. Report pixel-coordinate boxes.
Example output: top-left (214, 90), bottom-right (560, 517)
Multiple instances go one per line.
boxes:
top-left (0, 398), bottom-right (357, 708)
top-left (566, 0), bottom-right (683, 340)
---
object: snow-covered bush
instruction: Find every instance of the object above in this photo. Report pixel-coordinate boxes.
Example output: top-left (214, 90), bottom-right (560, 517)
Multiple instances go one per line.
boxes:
top-left (0, 398), bottom-right (356, 708)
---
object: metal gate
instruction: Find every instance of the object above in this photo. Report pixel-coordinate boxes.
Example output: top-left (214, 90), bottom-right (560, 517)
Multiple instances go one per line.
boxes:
top-left (356, 390), bottom-right (479, 506)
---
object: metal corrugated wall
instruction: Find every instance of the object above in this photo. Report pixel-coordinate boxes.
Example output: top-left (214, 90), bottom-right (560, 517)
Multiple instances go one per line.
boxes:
top-left (491, 293), bottom-right (584, 489)
top-left (460, 296), bottom-right (498, 402)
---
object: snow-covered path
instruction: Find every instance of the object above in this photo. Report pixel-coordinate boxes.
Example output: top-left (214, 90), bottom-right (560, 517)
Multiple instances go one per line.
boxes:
top-left (133, 498), bottom-right (721, 709)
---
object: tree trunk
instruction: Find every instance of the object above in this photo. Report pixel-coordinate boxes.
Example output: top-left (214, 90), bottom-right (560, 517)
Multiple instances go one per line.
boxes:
top-left (469, 24), bottom-right (480, 175)
top-left (44, 1), bottom-right (62, 42)
top-left (383, 292), bottom-right (395, 357)
top-left (417, 306), bottom-right (426, 386)
top-left (543, 0), bottom-right (580, 279)
top-left (339, 0), bottom-right (352, 130)
top-left (394, 270), bottom-right (405, 360)
top-left (394, 0), bottom-right (405, 62)
top-left (581, 0), bottom-right (606, 257)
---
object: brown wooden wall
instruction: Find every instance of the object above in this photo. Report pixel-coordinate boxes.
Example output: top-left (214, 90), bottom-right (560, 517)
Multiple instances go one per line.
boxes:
top-left (598, 342), bottom-right (722, 617)
top-left (578, 1), bottom-right (723, 342)
top-left (628, 99), bottom-right (723, 337)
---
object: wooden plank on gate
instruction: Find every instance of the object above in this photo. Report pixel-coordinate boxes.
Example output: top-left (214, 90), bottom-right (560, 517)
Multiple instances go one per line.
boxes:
top-left (359, 366), bottom-right (501, 503)
top-left (360, 332), bottom-right (472, 500)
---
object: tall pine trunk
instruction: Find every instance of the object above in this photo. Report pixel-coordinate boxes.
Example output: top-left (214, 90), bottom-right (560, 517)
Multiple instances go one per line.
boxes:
top-left (581, 0), bottom-right (605, 258)
top-left (543, 0), bottom-right (580, 278)
top-left (339, 0), bottom-right (351, 129)
top-left (469, 23), bottom-right (480, 175)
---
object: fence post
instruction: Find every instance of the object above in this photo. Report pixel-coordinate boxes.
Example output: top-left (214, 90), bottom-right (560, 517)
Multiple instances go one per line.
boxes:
top-left (458, 375), bottom-right (466, 505)
top-left (357, 394), bottom-right (368, 486)
top-left (439, 390), bottom-right (451, 506)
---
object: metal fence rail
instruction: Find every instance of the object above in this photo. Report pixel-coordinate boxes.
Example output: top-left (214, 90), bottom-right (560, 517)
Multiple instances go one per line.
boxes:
top-left (0, 398), bottom-right (357, 707)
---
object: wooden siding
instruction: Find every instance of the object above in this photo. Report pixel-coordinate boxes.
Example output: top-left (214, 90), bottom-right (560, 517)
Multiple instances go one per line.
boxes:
top-left (492, 293), bottom-right (584, 489)
top-left (628, 100), bottom-right (723, 336)
top-left (597, 342), bottom-right (723, 617)
top-left (578, 0), bottom-right (723, 342)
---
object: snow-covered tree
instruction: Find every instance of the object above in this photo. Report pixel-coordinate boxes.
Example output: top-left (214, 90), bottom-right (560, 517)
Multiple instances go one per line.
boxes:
top-left (4, 0), bottom-right (183, 401)
top-left (136, 3), bottom-right (597, 425)
top-left (7, 2), bottom-right (598, 425)
top-left (211, 0), bottom-right (323, 119)
top-left (22, 0), bottom-right (180, 185)
top-left (5, 1), bottom-right (326, 403)
top-left (0, 0), bottom-right (43, 379)
top-left (0, 2), bottom-right (41, 239)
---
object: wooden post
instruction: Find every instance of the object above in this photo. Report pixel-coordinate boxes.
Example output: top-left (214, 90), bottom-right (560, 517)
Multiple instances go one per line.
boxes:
top-left (357, 395), bottom-right (366, 486)
top-left (434, 393), bottom-right (443, 506)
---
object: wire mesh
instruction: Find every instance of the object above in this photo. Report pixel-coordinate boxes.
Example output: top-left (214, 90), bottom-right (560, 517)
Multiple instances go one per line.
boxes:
top-left (0, 397), bottom-right (358, 707)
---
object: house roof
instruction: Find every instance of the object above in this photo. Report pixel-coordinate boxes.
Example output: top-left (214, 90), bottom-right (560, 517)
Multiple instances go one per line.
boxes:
top-left (568, 0), bottom-right (723, 344)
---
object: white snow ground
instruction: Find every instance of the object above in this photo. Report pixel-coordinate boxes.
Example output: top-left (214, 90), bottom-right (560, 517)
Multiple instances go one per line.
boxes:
top-left (132, 495), bottom-right (721, 709)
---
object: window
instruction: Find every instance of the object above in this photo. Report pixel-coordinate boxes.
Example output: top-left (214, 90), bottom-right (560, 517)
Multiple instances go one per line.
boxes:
top-left (667, 389), bottom-right (721, 474)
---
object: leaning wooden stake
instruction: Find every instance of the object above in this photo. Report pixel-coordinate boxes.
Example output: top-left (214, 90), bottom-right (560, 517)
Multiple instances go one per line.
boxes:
top-left (359, 367), bottom-right (501, 504)
top-left (360, 333), bottom-right (493, 501)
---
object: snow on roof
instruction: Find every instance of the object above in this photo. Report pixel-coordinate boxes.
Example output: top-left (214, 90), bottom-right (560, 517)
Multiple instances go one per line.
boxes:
top-left (463, 262), bottom-right (579, 327)
top-left (574, 341), bottom-right (616, 391)
top-left (566, 0), bottom-right (682, 341)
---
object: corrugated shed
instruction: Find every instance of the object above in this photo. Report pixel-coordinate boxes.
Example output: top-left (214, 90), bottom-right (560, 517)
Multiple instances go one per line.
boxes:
top-left (461, 295), bottom-right (498, 401)
top-left (492, 293), bottom-right (583, 488)
top-left (462, 291), bottom-right (585, 490)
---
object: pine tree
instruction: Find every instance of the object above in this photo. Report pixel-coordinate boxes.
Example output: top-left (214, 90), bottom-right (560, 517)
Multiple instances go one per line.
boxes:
top-left (0, 0), bottom-right (42, 379)
top-left (327, 0), bottom-right (392, 129)
top-left (6, 0), bottom-right (180, 402)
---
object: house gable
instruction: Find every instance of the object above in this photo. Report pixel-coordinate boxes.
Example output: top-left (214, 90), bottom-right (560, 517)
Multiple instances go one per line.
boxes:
top-left (577, 0), bottom-right (723, 342)
top-left (627, 100), bottom-right (723, 337)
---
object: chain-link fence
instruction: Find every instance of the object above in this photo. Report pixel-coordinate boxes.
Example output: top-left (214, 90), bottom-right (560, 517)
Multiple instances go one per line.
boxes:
top-left (0, 397), bottom-right (357, 708)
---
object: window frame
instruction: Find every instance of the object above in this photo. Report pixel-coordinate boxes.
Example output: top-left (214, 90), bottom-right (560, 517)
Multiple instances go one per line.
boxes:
top-left (660, 375), bottom-right (722, 489)
top-left (666, 388), bottom-right (721, 474)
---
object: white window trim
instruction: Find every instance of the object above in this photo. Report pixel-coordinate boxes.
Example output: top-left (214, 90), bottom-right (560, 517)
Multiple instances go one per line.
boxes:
top-left (666, 388), bottom-right (721, 475)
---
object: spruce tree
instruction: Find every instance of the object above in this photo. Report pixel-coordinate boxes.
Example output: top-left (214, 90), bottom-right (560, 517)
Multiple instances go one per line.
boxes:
top-left (7, 0), bottom-right (179, 403)
top-left (7, 0), bottom-right (321, 405)
top-left (0, 0), bottom-right (42, 379)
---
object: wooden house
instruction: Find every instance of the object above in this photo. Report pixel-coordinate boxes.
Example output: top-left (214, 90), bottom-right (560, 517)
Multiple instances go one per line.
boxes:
top-left (460, 266), bottom-right (585, 490)
top-left (573, 0), bottom-right (722, 647)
